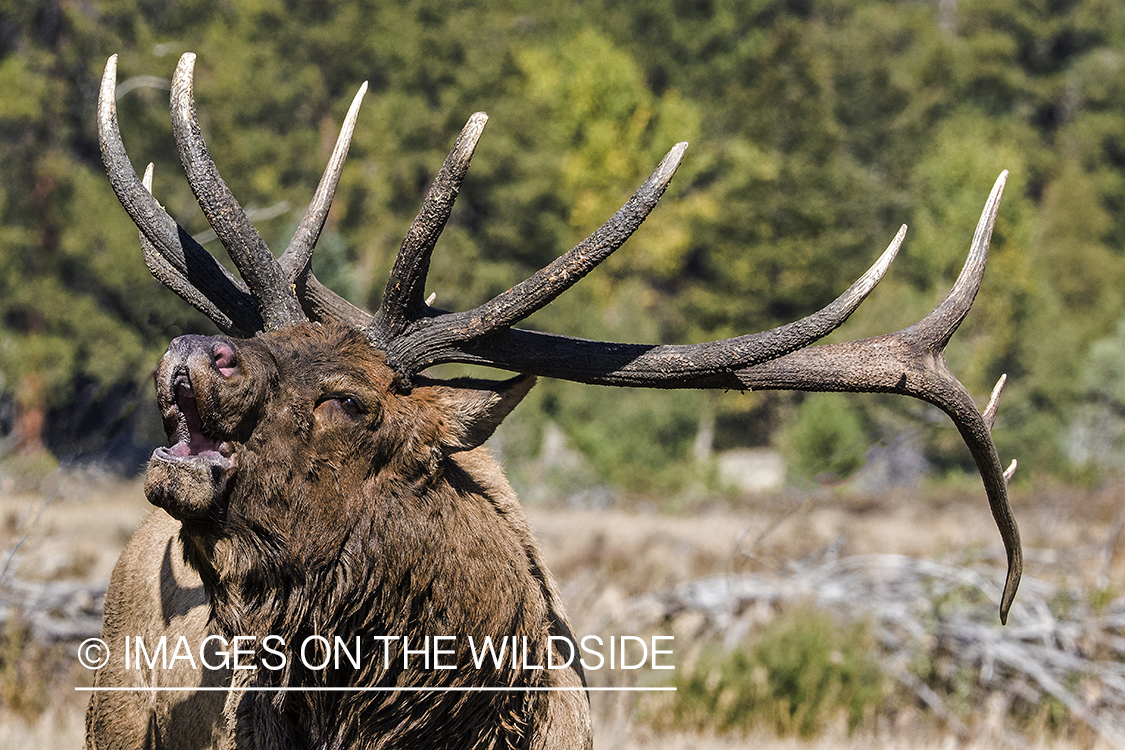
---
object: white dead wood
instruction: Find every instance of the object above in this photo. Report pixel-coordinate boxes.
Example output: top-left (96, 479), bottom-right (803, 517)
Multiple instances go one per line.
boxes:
top-left (613, 551), bottom-right (1125, 745)
top-left (0, 577), bottom-right (105, 642)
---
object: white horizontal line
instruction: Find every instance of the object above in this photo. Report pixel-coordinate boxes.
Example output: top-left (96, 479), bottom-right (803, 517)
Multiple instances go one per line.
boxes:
top-left (76, 686), bottom-right (675, 693)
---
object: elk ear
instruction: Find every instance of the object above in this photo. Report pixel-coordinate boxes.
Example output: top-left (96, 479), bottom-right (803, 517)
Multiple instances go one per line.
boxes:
top-left (415, 374), bottom-right (536, 452)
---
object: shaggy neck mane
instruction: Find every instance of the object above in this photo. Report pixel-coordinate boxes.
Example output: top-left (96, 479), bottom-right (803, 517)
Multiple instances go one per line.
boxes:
top-left (182, 447), bottom-right (567, 749)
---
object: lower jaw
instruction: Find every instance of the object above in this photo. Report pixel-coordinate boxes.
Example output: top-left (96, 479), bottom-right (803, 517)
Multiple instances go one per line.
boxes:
top-left (153, 443), bottom-right (234, 469)
top-left (145, 449), bottom-right (234, 521)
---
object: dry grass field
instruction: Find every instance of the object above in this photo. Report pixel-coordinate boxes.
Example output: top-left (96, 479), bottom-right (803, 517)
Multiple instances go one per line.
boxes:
top-left (1, 466), bottom-right (1123, 749)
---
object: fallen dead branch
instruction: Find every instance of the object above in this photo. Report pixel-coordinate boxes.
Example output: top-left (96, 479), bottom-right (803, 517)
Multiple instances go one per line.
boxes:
top-left (614, 552), bottom-right (1125, 745)
top-left (0, 578), bottom-right (105, 643)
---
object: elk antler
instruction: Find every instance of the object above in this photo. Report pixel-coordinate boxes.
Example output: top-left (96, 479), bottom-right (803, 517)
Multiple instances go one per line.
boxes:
top-left (99, 56), bottom-right (262, 336)
top-left (376, 152), bottom-right (1022, 621)
top-left (98, 53), bottom-right (1021, 622)
top-left (98, 54), bottom-right (373, 334)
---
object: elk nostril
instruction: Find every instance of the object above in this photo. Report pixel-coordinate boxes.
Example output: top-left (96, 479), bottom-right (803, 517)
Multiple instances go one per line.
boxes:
top-left (213, 343), bottom-right (237, 377)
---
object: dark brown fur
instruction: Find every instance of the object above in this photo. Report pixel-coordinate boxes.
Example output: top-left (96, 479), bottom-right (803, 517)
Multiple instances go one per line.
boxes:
top-left (86, 321), bottom-right (591, 750)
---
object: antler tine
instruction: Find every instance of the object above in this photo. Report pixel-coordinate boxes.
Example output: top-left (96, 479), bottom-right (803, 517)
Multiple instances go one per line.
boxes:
top-left (139, 164), bottom-right (254, 336)
top-left (379, 142), bottom-right (690, 371)
top-left (982, 373), bottom-right (1007, 430)
top-left (169, 52), bottom-right (305, 331)
top-left (279, 81), bottom-right (369, 280)
top-left (371, 112), bottom-right (490, 346)
top-left (905, 171), bottom-right (1007, 348)
top-left (275, 80), bottom-right (375, 328)
top-left (465, 142), bottom-right (689, 325)
top-left (98, 55), bottom-right (263, 335)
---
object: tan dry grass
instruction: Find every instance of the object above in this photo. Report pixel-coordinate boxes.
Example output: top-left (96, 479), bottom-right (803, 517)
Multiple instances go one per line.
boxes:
top-left (597, 728), bottom-right (1117, 750)
top-left (0, 471), bottom-right (150, 585)
top-left (528, 484), bottom-right (1125, 636)
top-left (4, 473), bottom-right (1125, 748)
top-left (0, 706), bottom-right (86, 750)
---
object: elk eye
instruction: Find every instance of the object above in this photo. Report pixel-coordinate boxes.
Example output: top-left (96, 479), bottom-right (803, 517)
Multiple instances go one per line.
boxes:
top-left (338, 396), bottom-right (363, 415)
top-left (315, 393), bottom-right (366, 420)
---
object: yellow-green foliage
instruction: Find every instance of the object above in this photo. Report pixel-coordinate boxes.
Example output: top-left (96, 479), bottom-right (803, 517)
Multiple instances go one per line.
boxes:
top-left (668, 609), bottom-right (885, 737)
top-left (7, 0), bottom-right (1125, 484)
top-left (0, 619), bottom-right (49, 718)
top-left (782, 394), bottom-right (867, 483)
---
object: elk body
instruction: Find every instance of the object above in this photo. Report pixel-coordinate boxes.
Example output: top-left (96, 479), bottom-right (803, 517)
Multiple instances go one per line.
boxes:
top-left (87, 53), bottom-right (1023, 750)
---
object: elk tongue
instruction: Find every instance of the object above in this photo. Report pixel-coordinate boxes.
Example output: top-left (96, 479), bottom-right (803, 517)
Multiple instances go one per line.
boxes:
top-left (154, 380), bottom-right (232, 469)
top-left (147, 380), bottom-right (234, 521)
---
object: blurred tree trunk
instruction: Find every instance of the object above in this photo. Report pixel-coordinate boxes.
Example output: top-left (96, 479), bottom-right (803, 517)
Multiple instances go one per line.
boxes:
top-left (13, 142), bottom-right (59, 457)
top-left (15, 371), bottom-right (45, 456)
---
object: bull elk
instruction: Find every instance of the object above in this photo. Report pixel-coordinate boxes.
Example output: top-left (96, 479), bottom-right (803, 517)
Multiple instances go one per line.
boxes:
top-left (86, 53), bottom-right (1022, 750)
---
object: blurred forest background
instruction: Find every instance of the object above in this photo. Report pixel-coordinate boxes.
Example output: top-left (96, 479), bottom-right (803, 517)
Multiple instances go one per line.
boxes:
top-left (3, 0), bottom-right (1125, 498)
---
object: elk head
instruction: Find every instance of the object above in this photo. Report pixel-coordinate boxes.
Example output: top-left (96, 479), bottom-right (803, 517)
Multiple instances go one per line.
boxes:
top-left (98, 51), bottom-right (1022, 634)
top-left (144, 324), bottom-right (530, 527)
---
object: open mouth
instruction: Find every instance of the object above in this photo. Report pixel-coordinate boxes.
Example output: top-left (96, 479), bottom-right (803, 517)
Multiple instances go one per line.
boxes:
top-left (152, 369), bottom-right (234, 469)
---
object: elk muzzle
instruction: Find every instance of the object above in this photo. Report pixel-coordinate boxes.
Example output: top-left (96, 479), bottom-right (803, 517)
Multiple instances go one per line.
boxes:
top-left (145, 335), bottom-right (240, 522)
